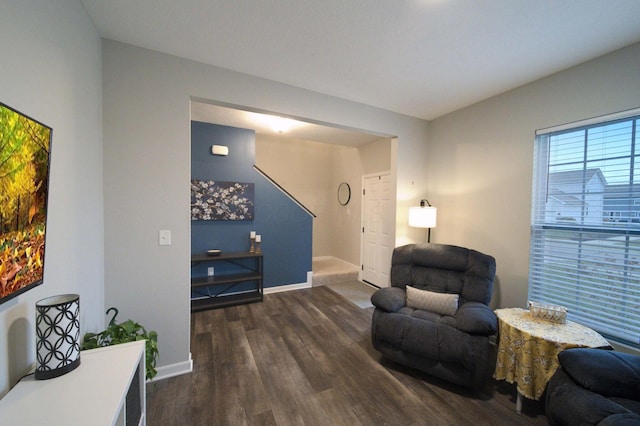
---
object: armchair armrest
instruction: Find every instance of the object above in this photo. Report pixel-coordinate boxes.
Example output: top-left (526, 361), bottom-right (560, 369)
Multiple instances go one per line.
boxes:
top-left (371, 287), bottom-right (406, 313)
top-left (546, 367), bottom-right (639, 426)
top-left (559, 348), bottom-right (640, 401)
top-left (454, 302), bottom-right (497, 335)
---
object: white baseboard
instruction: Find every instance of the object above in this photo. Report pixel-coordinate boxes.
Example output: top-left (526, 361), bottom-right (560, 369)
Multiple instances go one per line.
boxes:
top-left (264, 279), bottom-right (312, 294)
top-left (149, 353), bottom-right (193, 382)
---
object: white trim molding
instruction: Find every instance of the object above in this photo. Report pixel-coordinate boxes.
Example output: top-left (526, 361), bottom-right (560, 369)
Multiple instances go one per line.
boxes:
top-left (150, 353), bottom-right (193, 382)
top-left (264, 279), bottom-right (312, 295)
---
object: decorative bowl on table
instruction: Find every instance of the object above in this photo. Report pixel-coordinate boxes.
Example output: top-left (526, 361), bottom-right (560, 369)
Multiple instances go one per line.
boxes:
top-left (206, 249), bottom-right (222, 256)
top-left (528, 301), bottom-right (567, 324)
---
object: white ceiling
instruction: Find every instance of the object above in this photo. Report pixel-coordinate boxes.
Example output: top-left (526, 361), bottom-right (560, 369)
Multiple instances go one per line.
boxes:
top-left (81, 0), bottom-right (640, 138)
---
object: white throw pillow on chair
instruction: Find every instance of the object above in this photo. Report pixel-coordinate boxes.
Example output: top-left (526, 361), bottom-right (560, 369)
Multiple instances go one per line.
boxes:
top-left (406, 286), bottom-right (459, 316)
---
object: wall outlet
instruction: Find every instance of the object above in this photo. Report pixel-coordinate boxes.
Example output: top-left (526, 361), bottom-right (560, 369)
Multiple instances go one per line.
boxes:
top-left (207, 267), bottom-right (214, 276)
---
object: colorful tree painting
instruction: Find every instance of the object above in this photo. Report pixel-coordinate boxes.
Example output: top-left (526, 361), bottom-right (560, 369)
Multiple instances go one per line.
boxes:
top-left (0, 103), bottom-right (51, 301)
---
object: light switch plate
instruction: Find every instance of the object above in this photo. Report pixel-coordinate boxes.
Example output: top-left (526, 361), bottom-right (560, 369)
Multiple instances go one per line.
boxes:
top-left (159, 229), bottom-right (171, 246)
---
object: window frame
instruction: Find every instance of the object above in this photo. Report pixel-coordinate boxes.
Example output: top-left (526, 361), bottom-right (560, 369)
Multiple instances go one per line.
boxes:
top-left (529, 107), bottom-right (640, 348)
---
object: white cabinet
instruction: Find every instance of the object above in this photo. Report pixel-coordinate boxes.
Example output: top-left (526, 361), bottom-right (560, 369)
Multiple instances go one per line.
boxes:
top-left (0, 340), bottom-right (146, 425)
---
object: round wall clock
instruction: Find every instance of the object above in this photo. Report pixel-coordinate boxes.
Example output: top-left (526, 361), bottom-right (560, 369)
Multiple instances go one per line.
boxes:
top-left (337, 182), bottom-right (351, 206)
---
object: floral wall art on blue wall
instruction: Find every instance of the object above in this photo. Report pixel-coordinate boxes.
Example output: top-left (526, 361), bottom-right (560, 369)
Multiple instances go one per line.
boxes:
top-left (190, 179), bottom-right (254, 221)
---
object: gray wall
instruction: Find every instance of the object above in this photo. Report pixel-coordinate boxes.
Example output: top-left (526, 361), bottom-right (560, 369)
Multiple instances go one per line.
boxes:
top-left (0, 0), bottom-right (103, 395)
top-left (428, 42), bottom-right (640, 309)
top-left (102, 40), bottom-right (429, 373)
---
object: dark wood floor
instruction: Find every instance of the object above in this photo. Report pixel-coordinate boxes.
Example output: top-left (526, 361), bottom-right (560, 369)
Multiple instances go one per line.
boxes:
top-left (147, 286), bottom-right (548, 425)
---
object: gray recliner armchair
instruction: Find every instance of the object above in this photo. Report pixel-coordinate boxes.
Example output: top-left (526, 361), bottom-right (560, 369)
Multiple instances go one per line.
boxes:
top-left (546, 348), bottom-right (640, 425)
top-left (371, 243), bottom-right (498, 389)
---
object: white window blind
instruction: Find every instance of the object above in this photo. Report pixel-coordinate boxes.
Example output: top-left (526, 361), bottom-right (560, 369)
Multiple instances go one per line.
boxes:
top-left (529, 109), bottom-right (640, 347)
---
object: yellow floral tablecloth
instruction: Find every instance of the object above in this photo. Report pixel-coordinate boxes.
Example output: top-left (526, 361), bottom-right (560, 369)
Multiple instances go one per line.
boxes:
top-left (493, 308), bottom-right (610, 400)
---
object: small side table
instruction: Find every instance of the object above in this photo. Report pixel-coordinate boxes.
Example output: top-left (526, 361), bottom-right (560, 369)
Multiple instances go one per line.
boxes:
top-left (493, 307), bottom-right (610, 413)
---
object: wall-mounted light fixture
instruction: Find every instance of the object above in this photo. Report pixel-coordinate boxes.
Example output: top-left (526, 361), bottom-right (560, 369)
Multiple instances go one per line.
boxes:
top-left (211, 145), bottom-right (229, 156)
top-left (408, 199), bottom-right (437, 242)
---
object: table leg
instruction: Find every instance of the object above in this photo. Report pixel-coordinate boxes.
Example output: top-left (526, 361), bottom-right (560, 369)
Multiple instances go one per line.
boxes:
top-left (516, 391), bottom-right (523, 414)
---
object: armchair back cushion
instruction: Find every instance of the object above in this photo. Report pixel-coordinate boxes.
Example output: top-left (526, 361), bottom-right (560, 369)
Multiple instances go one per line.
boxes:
top-left (390, 243), bottom-right (495, 304)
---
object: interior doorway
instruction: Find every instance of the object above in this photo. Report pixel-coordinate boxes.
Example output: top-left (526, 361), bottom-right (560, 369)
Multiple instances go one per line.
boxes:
top-left (190, 100), bottom-right (397, 283)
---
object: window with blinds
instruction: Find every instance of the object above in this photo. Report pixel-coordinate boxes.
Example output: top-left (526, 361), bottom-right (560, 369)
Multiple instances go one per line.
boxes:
top-left (529, 109), bottom-right (640, 347)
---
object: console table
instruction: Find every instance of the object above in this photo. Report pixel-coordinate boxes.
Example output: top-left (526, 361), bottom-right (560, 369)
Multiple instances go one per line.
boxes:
top-left (191, 251), bottom-right (263, 311)
top-left (0, 340), bottom-right (146, 425)
top-left (493, 308), bottom-right (610, 413)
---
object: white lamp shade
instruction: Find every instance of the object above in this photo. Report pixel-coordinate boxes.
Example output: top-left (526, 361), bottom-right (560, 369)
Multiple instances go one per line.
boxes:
top-left (408, 206), bottom-right (437, 228)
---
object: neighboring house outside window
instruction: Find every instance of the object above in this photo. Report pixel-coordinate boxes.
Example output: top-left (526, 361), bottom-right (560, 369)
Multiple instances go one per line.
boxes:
top-left (604, 184), bottom-right (640, 223)
top-left (529, 109), bottom-right (640, 348)
top-left (546, 169), bottom-right (606, 225)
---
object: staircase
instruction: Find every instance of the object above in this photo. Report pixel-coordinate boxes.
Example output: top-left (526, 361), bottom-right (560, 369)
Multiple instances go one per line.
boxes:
top-left (312, 257), bottom-right (359, 287)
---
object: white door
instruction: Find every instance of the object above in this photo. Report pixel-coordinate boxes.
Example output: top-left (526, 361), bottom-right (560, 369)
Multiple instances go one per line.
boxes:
top-left (362, 174), bottom-right (393, 287)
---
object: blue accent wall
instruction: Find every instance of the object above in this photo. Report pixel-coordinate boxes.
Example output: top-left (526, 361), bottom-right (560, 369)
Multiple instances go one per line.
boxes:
top-left (191, 121), bottom-right (312, 288)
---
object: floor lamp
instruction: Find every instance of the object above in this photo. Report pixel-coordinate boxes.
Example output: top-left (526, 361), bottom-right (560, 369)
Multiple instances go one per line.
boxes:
top-left (408, 199), bottom-right (437, 242)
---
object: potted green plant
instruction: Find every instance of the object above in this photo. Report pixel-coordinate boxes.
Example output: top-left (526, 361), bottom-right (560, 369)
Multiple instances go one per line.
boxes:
top-left (82, 307), bottom-right (159, 380)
